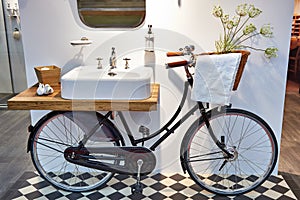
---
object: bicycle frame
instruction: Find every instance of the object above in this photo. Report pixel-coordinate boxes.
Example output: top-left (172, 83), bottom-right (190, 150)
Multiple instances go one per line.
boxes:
top-left (118, 81), bottom-right (199, 151)
top-left (81, 65), bottom-right (232, 158)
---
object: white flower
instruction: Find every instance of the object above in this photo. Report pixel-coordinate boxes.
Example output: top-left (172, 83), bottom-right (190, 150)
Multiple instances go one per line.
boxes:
top-left (265, 47), bottom-right (278, 58)
top-left (232, 16), bottom-right (239, 26)
top-left (243, 24), bottom-right (257, 35)
top-left (227, 20), bottom-right (235, 29)
top-left (260, 24), bottom-right (273, 38)
top-left (248, 5), bottom-right (262, 18)
top-left (221, 14), bottom-right (229, 24)
top-left (236, 4), bottom-right (248, 16)
top-left (213, 5), bottom-right (223, 18)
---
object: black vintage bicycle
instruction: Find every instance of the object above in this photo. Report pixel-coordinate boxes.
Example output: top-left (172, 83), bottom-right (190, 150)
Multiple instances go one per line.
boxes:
top-left (27, 46), bottom-right (278, 196)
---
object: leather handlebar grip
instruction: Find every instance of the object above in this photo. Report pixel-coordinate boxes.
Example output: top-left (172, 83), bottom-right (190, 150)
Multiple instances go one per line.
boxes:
top-left (166, 52), bottom-right (184, 57)
top-left (166, 60), bottom-right (188, 67)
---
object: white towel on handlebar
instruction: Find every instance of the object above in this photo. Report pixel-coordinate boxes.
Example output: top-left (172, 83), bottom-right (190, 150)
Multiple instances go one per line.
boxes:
top-left (191, 52), bottom-right (242, 105)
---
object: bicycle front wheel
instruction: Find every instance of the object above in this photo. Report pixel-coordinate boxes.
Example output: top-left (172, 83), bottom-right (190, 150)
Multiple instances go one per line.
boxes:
top-left (30, 111), bottom-right (123, 192)
top-left (181, 108), bottom-right (278, 196)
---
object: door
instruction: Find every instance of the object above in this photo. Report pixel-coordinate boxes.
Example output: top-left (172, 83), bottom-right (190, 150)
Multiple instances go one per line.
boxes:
top-left (0, 0), bottom-right (26, 97)
top-left (0, 0), bottom-right (13, 94)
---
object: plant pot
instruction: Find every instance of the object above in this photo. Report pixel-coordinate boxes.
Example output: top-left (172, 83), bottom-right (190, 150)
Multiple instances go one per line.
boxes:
top-left (34, 65), bottom-right (61, 86)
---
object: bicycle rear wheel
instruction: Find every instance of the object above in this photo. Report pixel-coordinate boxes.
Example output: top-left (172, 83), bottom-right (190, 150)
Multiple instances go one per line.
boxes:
top-left (29, 111), bottom-right (123, 192)
top-left (181, 108), bottom-right (278, 196)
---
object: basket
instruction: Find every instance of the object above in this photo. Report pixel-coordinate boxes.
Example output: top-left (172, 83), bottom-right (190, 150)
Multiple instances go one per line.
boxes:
top-left (207, 50), bottom-right (250, 91)
top-left (231, 50), bottom-right (250, 90)
top-left (34, 65), bottom-right (61, 86)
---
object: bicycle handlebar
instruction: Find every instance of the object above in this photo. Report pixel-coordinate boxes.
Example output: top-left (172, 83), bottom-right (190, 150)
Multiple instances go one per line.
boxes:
top-left (166, 50), bottom-right (212, 68)
top-left (166, 52), bottom-right (184, 57)
top-left (166, 60), bottom-right (189, 68)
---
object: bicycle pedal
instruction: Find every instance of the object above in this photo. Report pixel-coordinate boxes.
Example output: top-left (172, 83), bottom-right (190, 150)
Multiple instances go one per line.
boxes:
top-left (131, 183), bottom-right (143, 194)
top-left (139, 125), bottom-right (150, 137)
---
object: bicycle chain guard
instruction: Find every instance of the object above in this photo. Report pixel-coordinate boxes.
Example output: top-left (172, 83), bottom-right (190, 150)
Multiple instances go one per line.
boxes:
top-left (64, 146), bottom-right (156, 176)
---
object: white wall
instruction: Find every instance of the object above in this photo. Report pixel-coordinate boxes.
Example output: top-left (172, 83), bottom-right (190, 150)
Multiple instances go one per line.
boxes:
top-left (18, 0), bottom-right (293, 173)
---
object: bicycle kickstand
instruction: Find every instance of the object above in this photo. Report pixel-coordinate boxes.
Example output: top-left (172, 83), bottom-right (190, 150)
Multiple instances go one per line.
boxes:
top-left (131, 159), bottom-right (144, 194)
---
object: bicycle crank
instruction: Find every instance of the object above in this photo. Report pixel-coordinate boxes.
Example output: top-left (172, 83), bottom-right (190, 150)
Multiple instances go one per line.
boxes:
top-left (64, 146), bottom-right (156, 176)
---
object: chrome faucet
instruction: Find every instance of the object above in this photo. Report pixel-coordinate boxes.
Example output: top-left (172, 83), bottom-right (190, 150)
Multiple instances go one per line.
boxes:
top-left (109, 47), bottom-right (117, 69)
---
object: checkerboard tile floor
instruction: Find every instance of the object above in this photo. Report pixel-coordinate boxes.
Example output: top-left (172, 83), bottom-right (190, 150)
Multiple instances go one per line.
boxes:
top-left (3, 172), bottom-right (297, 200)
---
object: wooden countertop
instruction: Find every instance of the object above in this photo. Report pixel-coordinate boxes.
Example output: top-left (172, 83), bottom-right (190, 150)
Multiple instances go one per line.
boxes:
top-left (8, 84), bottom-right (159, 111)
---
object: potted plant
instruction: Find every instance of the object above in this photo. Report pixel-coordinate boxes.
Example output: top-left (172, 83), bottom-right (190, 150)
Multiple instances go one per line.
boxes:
top-left (209, 3), bottom-right (278, 90)
top-left (212, 3), bottom-right (278, 58)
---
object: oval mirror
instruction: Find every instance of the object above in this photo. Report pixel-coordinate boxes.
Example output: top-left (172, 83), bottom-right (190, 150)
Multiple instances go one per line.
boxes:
top-left (77, 0), bottom-right (146, 28)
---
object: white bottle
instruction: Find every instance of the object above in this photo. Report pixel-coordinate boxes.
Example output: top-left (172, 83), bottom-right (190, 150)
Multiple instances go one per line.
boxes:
top-left (145, 25), bottom-right (154, 52)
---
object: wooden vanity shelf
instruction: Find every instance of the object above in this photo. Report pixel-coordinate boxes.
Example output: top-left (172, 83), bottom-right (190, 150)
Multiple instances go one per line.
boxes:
top-left (8, 84), bottom-right (159, 111)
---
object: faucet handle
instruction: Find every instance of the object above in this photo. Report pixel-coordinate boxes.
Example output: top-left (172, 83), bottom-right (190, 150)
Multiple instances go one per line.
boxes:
top-left (96, 57), bottom-right (103, 69)
top-left (123, 58), bottom-right (131, 69)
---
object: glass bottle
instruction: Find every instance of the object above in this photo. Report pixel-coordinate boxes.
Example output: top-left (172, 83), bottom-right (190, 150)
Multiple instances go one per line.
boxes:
top-left (145, 25), bottom-right (154, 52)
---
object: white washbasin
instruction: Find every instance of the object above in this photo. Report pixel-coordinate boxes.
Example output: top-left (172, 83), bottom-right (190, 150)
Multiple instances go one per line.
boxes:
top-left (61, 66), bottom-right (153, 100)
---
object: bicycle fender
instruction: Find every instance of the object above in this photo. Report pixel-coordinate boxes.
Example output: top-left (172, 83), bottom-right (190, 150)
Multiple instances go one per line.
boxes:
top-left (27, 124), bottom-right (34, 153)
top-left (26, 111), bottom-right (66, 153)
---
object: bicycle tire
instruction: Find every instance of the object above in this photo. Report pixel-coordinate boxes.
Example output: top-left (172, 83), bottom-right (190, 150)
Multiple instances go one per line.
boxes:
top-left (29, 111), bottom-right (124, 192)
top-left (181, 108), bottom-right (278, 196)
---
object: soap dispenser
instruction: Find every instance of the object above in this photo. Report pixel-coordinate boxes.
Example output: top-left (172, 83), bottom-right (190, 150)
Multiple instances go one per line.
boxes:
top-left (144, 25), bottom-right (156, 82)
top-left (145, 25), bottom-right (154, 52)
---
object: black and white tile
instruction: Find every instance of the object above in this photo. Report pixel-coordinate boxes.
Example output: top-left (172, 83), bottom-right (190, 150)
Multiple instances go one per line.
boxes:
top-left (3, 172), bottom-right (297, 200)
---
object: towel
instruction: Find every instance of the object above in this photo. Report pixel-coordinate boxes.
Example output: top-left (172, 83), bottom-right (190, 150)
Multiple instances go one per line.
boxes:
top-left (191, 53), bottom-right (242, 105)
